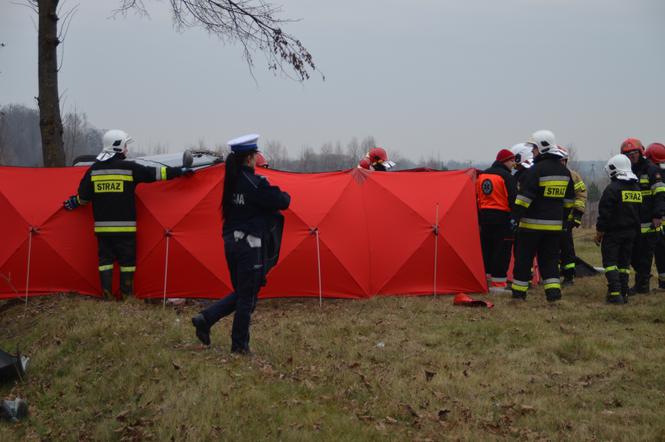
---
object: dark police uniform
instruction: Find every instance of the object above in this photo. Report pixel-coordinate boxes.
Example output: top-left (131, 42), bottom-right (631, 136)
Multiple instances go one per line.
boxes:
top-left (629, 157), bottom-right (665, 292)
top-left (198, 165), bottom-right (290, 353)
top-left (597, 178), bottom-right (642, 302)
top-left (75, 157), bottom-right (185, 298)
top-left (476, 160), bottom-right (517, 287)
top-left (511, 153), bottom-right (575, 301)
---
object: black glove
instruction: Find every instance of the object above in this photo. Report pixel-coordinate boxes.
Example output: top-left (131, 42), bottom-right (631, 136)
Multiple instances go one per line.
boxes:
top-left (180, 167), bottom-right (195, 177)
top-left (63, 195), bottom-right (80, 211)
top-left (572, 210), bottom-right (583, 228)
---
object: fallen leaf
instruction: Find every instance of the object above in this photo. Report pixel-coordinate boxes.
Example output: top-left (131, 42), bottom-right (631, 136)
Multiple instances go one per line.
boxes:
top-left (424, 370), bottom-right (436, 382)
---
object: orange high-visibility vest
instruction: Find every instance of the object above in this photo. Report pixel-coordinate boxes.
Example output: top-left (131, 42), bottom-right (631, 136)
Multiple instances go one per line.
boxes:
top-left (476, 173), bottom-right (510, 212)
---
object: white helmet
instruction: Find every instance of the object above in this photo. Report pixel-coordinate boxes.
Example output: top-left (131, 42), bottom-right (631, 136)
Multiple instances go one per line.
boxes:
top-left (605, 154), bottom-right (637, 181)
top-left (557, 145), bottom-right (569, 160)
top-left (97, 129), bottom-right (133, 161)
top-left (510, 143), bottom-right (534, 169)
top-left (529, 130), bottom-right (559, 156)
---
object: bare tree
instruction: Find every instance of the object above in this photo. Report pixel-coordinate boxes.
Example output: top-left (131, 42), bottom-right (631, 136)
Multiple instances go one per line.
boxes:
top-left (345, 137), bottom-right (360, 164)
top-left (359, 136), bottom-right (377, 153)
top-left (264, 140), bottom-right (287, 169)
top-left (34, 0), bottom-right (65, 167)
top-left (29, 0), bottom-right (318, 167)
top-left (62, 106), bottom-right (81, 164)
top-left (0, 104), bottom-right (42, 166)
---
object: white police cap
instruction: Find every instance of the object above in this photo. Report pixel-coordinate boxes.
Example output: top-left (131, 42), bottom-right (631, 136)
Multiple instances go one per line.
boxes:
top-left (227, 134), bottom-right (260, 153)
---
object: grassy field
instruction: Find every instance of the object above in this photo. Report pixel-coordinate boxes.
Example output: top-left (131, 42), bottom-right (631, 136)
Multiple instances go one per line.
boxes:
top-left (2, 230), bottom-right (665, 441)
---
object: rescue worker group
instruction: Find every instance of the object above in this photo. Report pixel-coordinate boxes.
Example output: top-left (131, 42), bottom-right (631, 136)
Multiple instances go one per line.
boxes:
top-left (61, 128), bottom-right (665, 353)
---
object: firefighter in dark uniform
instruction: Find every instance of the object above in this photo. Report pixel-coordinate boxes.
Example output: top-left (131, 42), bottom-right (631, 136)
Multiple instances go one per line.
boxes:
top-left (620, 138), bottom-right (665, 294)
top-left (191, 134), bottom-right (290, 354)
top-left (645, 142), bottom-right (665, 290)
top-left (557, 146), bottom-right (587, 285)
top-left (511, 130), bottom-right (575, 302)
top-left (595, 154), bottom-right (642, 304)
top-left (476, 148), bottom-right (517, 293)
top-left (63, 129), bottom-right (192, 300)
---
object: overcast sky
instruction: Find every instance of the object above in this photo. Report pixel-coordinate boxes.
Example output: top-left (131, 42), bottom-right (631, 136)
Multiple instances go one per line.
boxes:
top-left (1, 0), bottom-right (664, 161)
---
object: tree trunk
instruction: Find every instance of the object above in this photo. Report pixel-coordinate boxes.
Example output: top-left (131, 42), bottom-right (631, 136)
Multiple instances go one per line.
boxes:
top-left (38, 0), bottom-right (65, 167)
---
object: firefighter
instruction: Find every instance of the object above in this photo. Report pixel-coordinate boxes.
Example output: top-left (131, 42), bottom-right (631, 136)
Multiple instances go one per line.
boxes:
top-left (557, 146), bottom-right (587, 285)
top-left (363, 147), bottom-right (396, 171)
top-left (645, 142), bottom-right (665, 290)
top-left (358, 157), bottom-right (371, 170)
top-left (191, 134), bottom-right (290, 354)
top-left (595, 155), bottom-right (641, 304)
top-left (620, 138), bottom-right (665, 294)
top-left (510, 143), bottom-right (534, 188)
top-left (477, 148), bottom-right (517, 293)
top-left (511, 130), bottom-right (575, 302)
top-left (63, 129), bottom-right (193, 300)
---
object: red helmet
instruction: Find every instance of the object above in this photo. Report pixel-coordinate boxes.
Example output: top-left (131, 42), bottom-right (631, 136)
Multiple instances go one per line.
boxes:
top-left (358, 157), bottom-right (371, 169)
top-left (646, 143), bottom-right (665, 164)
top-left (620, 138), bottom-right (645, 156)
top-left (255, 152), bottom-right (269, 168)
top-left (368, 147), bottom-right (388, 163)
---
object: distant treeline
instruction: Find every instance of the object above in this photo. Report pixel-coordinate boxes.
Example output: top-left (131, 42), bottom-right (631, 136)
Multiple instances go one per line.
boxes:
top-left (0, 104), bottom-right (103, 167)
top-left (0, 103), bottom-right (452, 171)
top-left (0, 102), bottom-right (604, 183)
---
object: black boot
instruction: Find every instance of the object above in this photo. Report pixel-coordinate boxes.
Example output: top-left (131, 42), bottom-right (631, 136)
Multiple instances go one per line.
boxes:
top-left (192, 314), bottom-right (211, 346)
top-left (606, 292), bottom-right (626, 304)
top-left (545, 288), bottom-right (562, 303)
top-left (619, 273), bottom-right (629, 303)
top-left (629, 275), bottom-right (650, 295)
top-left (561, 268), bottom-right (575, 287)
top-left (511, 289), bottom-right (527, 300)
top-left (99, 270), bottom-right (113, 301)
top-left (120, 271), bottom-right (134, 300)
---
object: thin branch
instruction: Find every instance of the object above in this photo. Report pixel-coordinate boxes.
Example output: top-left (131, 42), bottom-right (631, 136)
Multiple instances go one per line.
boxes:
top-left (121, 0), bottom-right (320, 81)
top-left (13, 0), bottom-right (39, 14)
top-left (57, 2), bottom-right (80, 72)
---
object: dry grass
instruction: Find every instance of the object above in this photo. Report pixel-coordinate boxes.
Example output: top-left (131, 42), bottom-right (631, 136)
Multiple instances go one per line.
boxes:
top-left (2, 230), bottom-right (665, 441)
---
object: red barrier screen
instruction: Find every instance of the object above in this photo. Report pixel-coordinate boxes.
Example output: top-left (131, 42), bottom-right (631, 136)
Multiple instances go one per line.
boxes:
top-left (0, 165), bottom-right (486, 299)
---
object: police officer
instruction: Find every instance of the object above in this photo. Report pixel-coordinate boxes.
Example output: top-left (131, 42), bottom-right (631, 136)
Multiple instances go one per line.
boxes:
top-left (620, 138), bottom-right (665, 294)
top-left (191, 134), bottom-right (290, 354)
top-left (511, 130), bottom-right (575, 302)
top-left (63, 129), bottom-right (193, 300)
top-left (645, 142), bottom-right (665, 291)
top-left (595, 155), bottom-right (642, 304)
top-left (477, 148), bottom-right (517, 293)
top-left (557, 146), bottom-right (587, 285)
